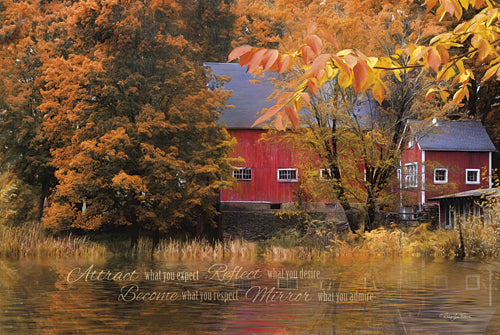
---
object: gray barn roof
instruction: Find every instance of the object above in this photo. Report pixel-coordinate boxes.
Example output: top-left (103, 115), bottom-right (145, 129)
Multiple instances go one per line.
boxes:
top-left (206, 62), bottom-right (276, 129)
top-left (207, 62), bottom-right (382, 130)
top-left (410, 120), bottom-right (496, 152)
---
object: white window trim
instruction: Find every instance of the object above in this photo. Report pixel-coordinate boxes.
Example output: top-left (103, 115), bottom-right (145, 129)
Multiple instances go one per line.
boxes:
top-left (233, 167), bottom-right (252, 181)
top-left (465, 169), bottom-right (480, 185)
top-left (277, 168), bottom-right (298, 182)
top-left (465, 274), bottom-right (480, 290)
top-left (404, 162), bottom-right (418, 188)
top-left (433, 168), bottom-right (448, 184)
top-left (319, 168), bottom-right (331, 180)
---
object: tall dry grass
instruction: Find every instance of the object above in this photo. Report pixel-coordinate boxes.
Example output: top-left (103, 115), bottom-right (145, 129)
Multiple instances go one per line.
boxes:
top-left (0, 222), bottom-right (106, 258)
top-left (150, 237), bottom-right (258, 260)
top-left (3, 213), bottom-right (498, 261)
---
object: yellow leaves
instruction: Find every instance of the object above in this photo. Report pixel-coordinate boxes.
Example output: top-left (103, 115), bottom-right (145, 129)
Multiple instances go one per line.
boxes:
top-left (371, 80), bottom-right (386, 105)
top-left (471, 34), bottom-right (492, 61)
top-left (112, 171), bottom-right (146, 194)
top-left (228, 0), bottom-right (500, 130)
top-left (437, 66), bottom-right (456, 81)
top-left (481, 62), bottom-right (500, 82)
top-left (453, 86), bottom-right (468, 103)
top-left (425, 87), bottom-right (450, 101)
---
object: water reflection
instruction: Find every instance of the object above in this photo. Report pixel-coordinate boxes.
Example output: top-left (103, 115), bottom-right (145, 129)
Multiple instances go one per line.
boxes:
top-left (1, 256), bottom-right (499, 334)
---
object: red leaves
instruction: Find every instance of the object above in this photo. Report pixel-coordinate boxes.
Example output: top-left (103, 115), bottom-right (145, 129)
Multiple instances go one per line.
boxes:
top-left (263, 49), bottom-right (279, 70)
top-left (319, 29), bottom-right (339, 50)
top-left (228, 45), bottom-right (291, 74)
top-left (301, 45), bottom-right (314, 64)
top-left (311, 54), bottom-right (331, 79)
top-left (252, 103), bottom-right (300, 130)
top-left (278, 54), bottom-right (290, 73)
top-left (252, 104), bottom-right (284, 127)
top-left (352, 61), bottom-right (367, 93)
top-left (427, 47), bottom-right (442, 72)
top-left (247, 49), bottom-right (267, 72)
top-left (298, 92), bottom-right (310, 106)
top-left (284, 105), bottom-right (299, 129)
top-left (306, 34), bottom-right (323, 55)
top-left (228, 45), bottom-right (252, 62)
top-left (307, 80), bottom-right (318, 97)
top-left (276, 92), bottom-right (293, 104)
top-left (440, 0), bottom-right (456, 17)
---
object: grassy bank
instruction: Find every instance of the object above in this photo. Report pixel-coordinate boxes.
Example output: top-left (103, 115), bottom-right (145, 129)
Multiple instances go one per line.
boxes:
top-left (1, 220), bottom-right (499, 260)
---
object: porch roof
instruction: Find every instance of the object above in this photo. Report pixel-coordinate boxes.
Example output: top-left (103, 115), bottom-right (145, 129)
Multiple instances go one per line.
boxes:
top-left (427, 188), bottom-right (499, 201)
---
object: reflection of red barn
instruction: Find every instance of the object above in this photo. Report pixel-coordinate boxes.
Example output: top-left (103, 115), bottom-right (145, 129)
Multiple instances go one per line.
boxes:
top-left (400, 119), bottom-right (496, 227)
top-left (208, 63), bottom-right (307, 211)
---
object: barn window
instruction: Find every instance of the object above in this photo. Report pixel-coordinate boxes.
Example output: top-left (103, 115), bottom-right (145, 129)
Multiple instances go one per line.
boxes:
top-left (465, 274), bottom-right (480, 290)
top-left (319, 168), bottom-right (331, 180)
top-left (407, 136), bottom-right (414, 148)
top-left (277, 169), bottom-right (298, 182)
top-left (404, 163), bottom-right (417, 188)
top-left (233, 168), bottom-right (252, 181)
top-left (466, 169), bottom-right (480, 184)
top-left (434, 168), bottom-right (448, 184)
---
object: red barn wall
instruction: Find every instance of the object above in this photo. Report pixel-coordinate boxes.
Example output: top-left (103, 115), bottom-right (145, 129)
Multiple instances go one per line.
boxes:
top-left (221, 129), bottom-right (304, 204)
top-left (401, 144), bottom-right (491, 208)
top-left (424, 150), bottom-right (490, 202)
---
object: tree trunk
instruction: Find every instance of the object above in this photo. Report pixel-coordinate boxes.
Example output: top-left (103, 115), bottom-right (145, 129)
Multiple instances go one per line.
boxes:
top-left (365, 194), bottom-right (376, 232)
top-left (457, 220), bottom-right (466, 259)
top-left (128, 214), bottom-right (140, 253)
top-left (37, 183), bottom-right (50, 221)
top-left (151, 227), bottom-right (160, 257)
top-left (338, 198), bottom-right (358, 234)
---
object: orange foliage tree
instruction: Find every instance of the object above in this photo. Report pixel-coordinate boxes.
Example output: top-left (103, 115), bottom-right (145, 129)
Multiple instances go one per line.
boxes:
top-left (38, 0), bottom-right (236, 238)
top-left (0, 0), bottom-right (67, 223)
top-left (0, 0), bottom-right (237, 238)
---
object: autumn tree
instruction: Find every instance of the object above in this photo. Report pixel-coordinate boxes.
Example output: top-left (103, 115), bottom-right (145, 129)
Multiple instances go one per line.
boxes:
top-left (0, 0), bottom-right (67, 224)
top-left (36, 0), bottom-right (236, 239)
top-left (180, 0), bottom-right (238, 62)
top-left (228, 0), bottom-right (448, 232)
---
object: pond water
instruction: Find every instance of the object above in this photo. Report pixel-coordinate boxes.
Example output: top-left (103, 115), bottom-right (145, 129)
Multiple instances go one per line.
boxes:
top-left (1, 255), bottom-right (500, 334)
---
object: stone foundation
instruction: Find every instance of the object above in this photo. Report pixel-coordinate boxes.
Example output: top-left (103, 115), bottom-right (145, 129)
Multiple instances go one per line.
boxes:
top-left (219, 203), bottom-right (346, 241)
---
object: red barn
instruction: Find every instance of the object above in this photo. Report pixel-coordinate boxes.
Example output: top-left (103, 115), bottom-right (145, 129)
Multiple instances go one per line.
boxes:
top-left (207, 62), bottom-right (308, 211)
top-left (400, 119), bottom-right (496, 227)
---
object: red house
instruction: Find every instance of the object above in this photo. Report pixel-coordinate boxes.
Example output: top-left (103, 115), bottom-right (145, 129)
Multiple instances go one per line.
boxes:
top-left (400, 119), bottom-right (496, 227)
top-left (208, 62), bottom-right (307, 211)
